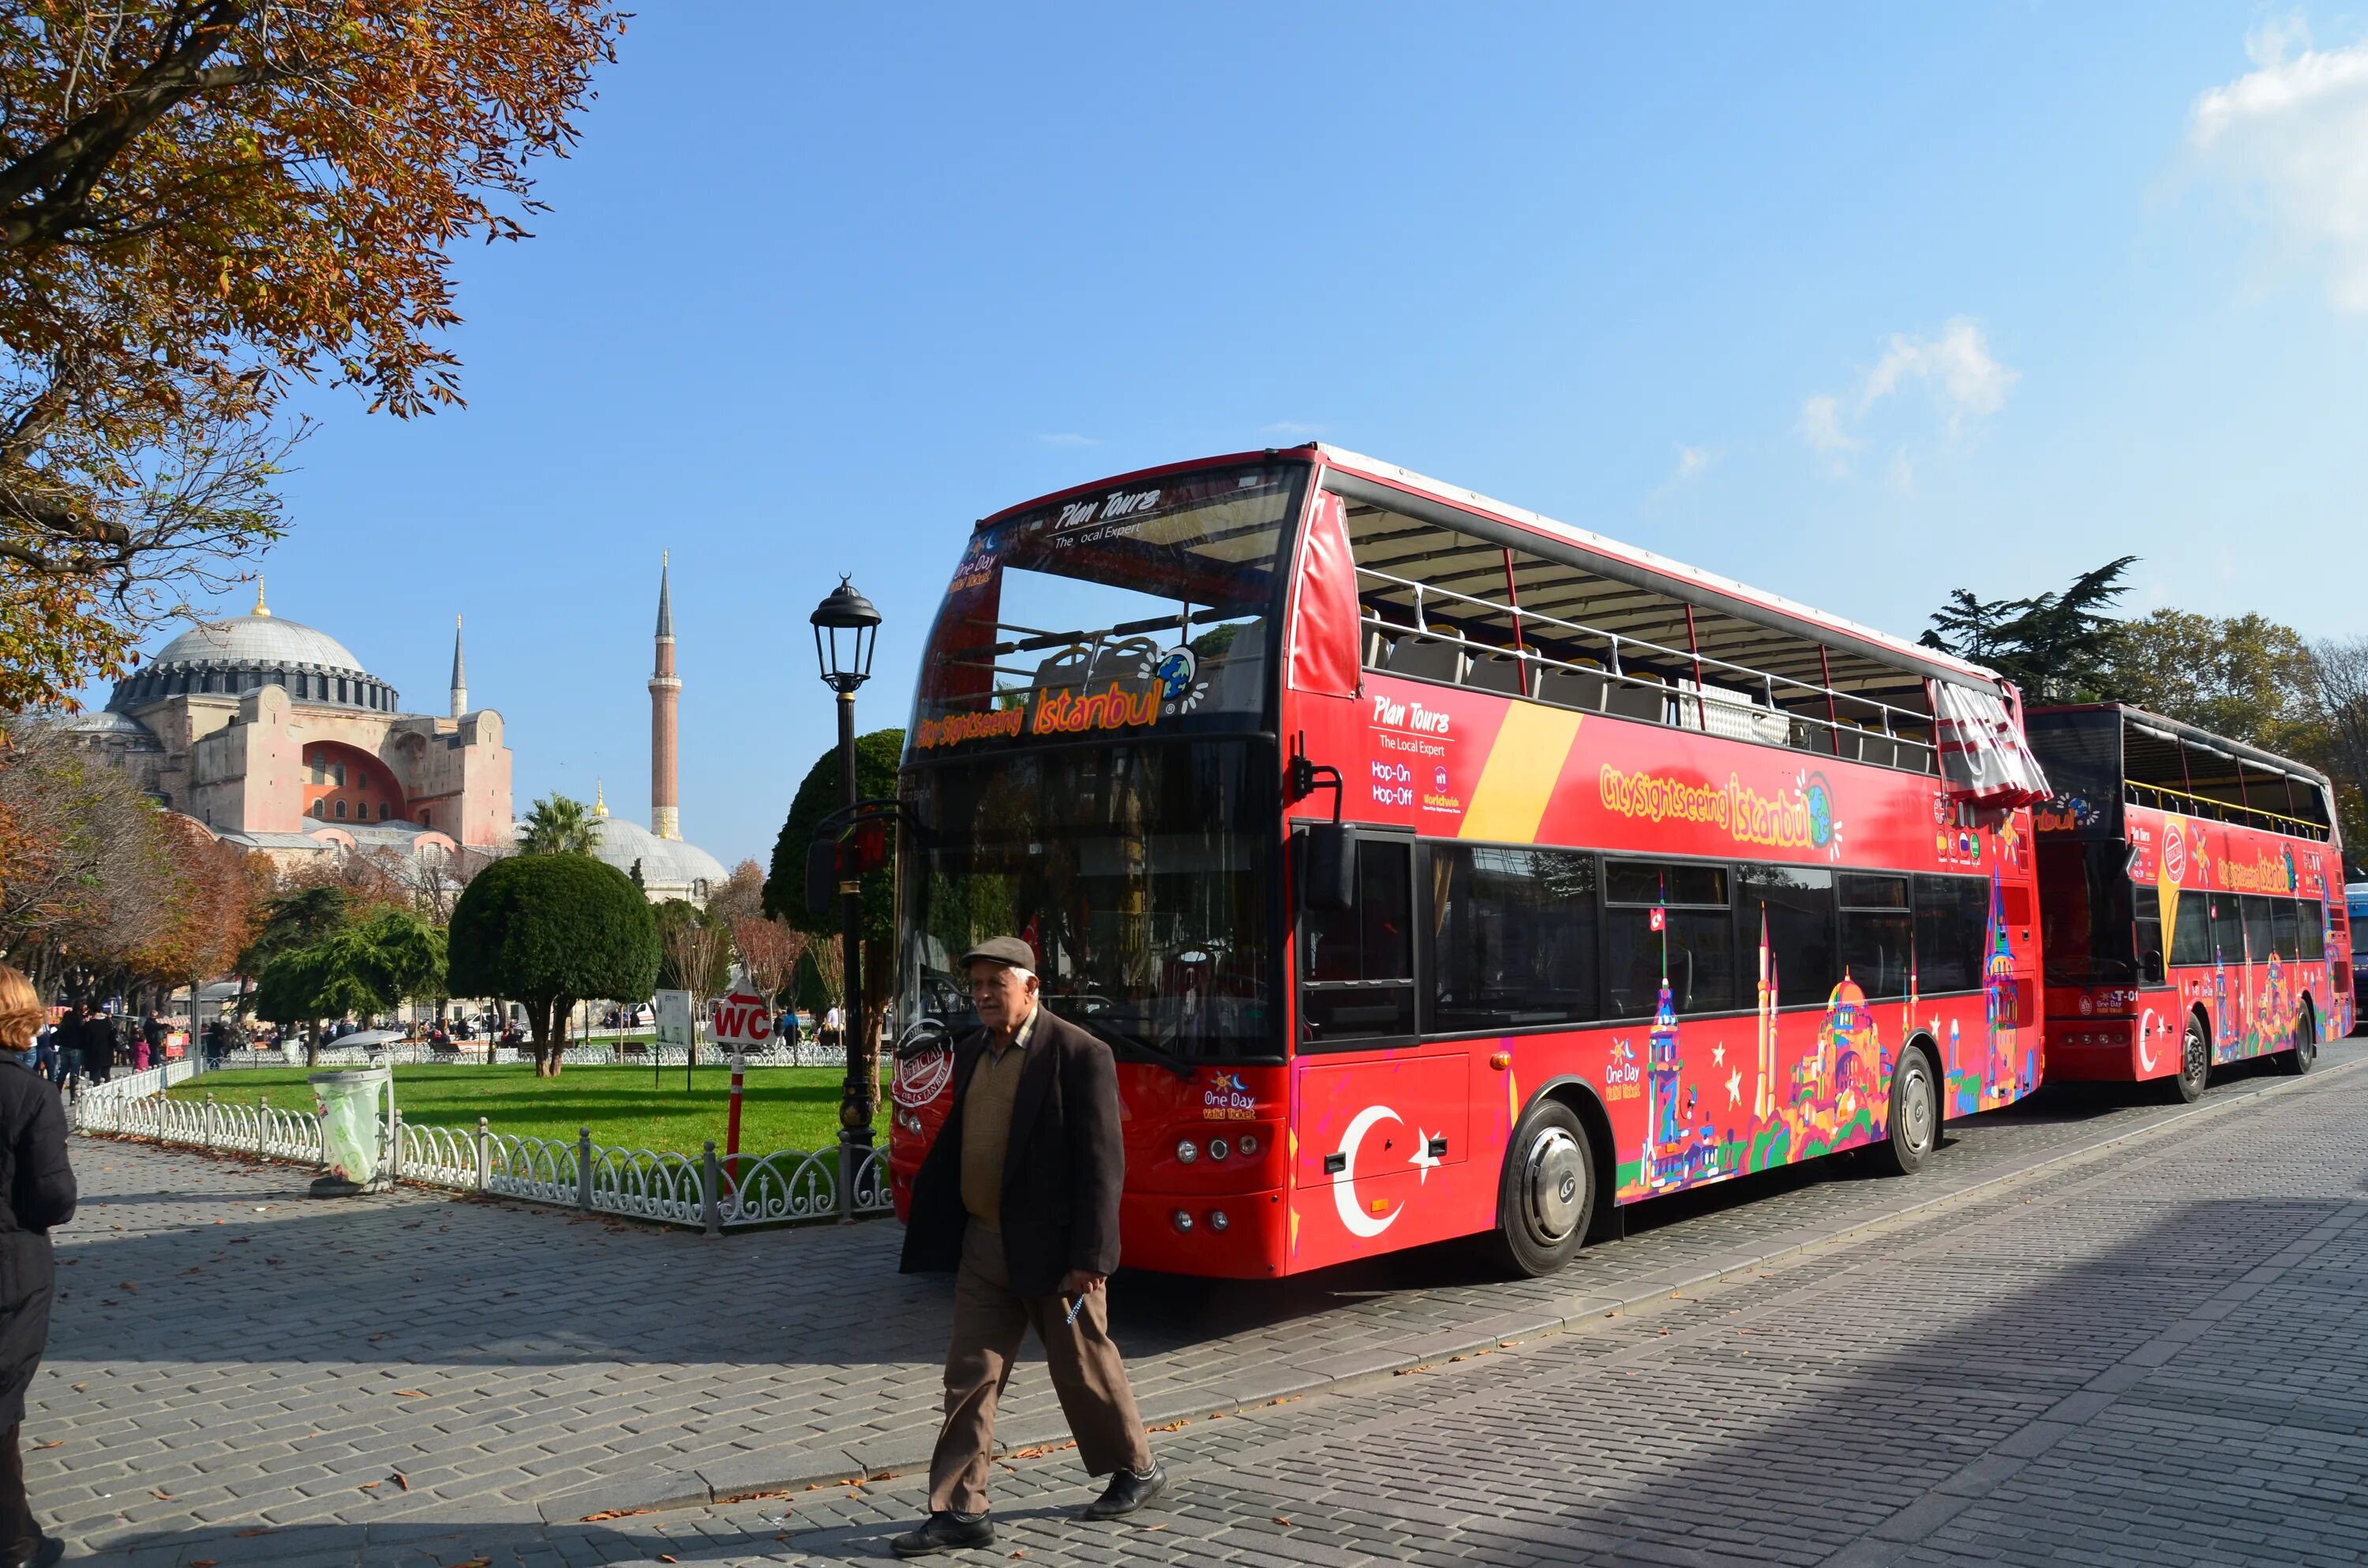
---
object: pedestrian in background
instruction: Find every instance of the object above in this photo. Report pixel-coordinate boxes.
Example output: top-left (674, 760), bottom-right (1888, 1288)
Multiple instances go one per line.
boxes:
top-left (49, 1012), bottom-right (78, 1094)
top-left (135, 1009), bottom-right (163, 1072)
top-left (0, 965), bottom-right (77, 1568)
top-left (77, 1012), bottom-right (111, 1088)
top-left (892, 937), bottom-right (1162, 1557)
top-left (27, 1024), bottom-right (52, 1087)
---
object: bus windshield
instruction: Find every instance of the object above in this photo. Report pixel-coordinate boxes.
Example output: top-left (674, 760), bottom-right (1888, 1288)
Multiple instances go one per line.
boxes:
top-left (898, 739), bottom-right (1279, 1061)
top-left (908, 462), bottom-right (1305, 754)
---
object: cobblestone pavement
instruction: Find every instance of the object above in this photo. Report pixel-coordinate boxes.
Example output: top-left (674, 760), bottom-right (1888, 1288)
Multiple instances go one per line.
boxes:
top-left (42, 1041), bottom-right (2368, 1566)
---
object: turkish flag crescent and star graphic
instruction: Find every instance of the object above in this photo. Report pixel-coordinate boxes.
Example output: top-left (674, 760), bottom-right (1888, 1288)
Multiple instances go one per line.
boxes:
top-left (1650, 907), bottom-right (1666, 933)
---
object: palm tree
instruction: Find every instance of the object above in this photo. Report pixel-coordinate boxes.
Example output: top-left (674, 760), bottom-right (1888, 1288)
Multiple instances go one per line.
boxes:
top-left (518, 793), bottom-right (598, 856)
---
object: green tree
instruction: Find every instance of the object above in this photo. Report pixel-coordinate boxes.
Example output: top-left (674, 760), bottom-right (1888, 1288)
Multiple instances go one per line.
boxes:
top-left (517, 793), bottom-right (598, 855)
top-left (447, 852), bottom-right (657, 1076)
top-left (2100, 609), bottom-right (2320, 754)
top-left (763, 728), bottom-right (902, 951)
top-left (249, 907), bottom-right (444, 1066)
top-left (653, 898), bottom-right (731, 997)
top-left (237, 885), bottom-right (352, 982)
top-left (1920, 556), bottom-right (2137, 702)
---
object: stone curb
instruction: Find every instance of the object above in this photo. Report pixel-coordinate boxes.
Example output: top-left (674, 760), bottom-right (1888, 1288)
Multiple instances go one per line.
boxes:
top-left (534, 1051), bottom-right (2365, 1525)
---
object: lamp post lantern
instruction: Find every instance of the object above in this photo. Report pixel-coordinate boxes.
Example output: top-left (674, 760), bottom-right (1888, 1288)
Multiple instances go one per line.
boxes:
top-left (811, 577), bottom-right (882, 1149)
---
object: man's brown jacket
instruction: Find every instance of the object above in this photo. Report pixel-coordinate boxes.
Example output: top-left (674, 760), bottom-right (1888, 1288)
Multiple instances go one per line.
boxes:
top-left (898, 1007), bottom-right (1126, 1298)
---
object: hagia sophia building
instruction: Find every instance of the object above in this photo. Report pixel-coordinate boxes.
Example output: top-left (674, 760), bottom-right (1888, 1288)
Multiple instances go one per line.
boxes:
top-left (54, 560), bottom-right (726, 904)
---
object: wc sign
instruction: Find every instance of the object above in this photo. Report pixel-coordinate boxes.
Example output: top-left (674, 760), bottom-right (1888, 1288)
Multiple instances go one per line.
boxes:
top-left (707, 987), bottom-right (773, 1054)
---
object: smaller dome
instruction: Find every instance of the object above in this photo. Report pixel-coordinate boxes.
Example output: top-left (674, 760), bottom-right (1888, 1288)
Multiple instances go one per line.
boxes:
top-left (586, 814), bottom-right (729, 898)
top-left (55, 709), bottom-right (159, 743)
top-left (150, 613), bottom-right (366, 675)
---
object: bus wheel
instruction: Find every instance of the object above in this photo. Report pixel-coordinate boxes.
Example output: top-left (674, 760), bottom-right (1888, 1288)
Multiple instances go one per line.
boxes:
top-left (2280, 1007), bottom-right (2318, 1076)
top-left (1872, 1046), bottom-right (1937, 1176)
top-left (1489, 1098), bottom-right (1593, 1278)
top-left (2169, 1016), bottom-right (2209, 1103)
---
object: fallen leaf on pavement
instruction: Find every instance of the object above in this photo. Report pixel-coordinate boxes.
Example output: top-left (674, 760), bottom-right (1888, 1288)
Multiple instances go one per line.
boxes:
top-left (393, 1390), bottom-right (425, 1398)
top-left (392, 1472), bottom-right (409, 1491)
top-left (150, 1489), bottom-right (170, 1499)
top-left (69, 1384), bottom-right (85, 1392)
top-left (1274, 1516), bottom-right (1293, 1526)
top-left (31, 1441), bottom-right (58, 1451)
top-left (579, 1508), bottom-right (656, 1522)
top-left (358, 1481), bottom-right (380, 1491)
top-left (191, 1560), bottom-right (217, 1566)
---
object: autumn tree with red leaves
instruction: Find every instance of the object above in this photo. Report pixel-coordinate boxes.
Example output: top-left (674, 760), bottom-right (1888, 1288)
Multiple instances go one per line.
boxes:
top-left (0, 1), bottom-right (624, 710)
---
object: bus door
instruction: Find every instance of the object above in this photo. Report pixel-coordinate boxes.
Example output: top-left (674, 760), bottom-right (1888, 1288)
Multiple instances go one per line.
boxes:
top-left (1289, 826), bottom-right (1474, 1269)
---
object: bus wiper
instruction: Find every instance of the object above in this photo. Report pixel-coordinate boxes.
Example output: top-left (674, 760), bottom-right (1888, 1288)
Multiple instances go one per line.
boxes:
top-left (1076, 1016), bottom-right (1197, 1080)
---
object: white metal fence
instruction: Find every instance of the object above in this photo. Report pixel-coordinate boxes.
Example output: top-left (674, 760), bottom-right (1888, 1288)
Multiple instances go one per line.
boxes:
top-left (68, 1056), bottom-right (894, 1232)
top-left (206, 1039), bottom-right (854, 1070)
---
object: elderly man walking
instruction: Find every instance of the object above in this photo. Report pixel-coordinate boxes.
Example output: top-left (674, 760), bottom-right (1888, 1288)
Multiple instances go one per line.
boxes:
top-left (892, 937), bottom-right (1163, 1556)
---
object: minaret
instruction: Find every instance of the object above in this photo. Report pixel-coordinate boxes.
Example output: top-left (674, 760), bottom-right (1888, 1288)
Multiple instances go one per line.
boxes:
top-left (449, 615), bottom-right (469, 719)
top-left (649, 552), bottom-right (681, 840)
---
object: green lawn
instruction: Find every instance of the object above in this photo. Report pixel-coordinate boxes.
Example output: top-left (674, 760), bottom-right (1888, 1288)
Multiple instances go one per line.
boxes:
top-left (165, 1062), bottom-right (853, 1156)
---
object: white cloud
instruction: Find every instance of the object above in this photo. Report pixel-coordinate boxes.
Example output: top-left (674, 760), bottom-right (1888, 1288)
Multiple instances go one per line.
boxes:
top-left (1034, 432), bottom-right (1100, 447)
top-left (1797, 319), bottom-right (2014, 473)
top-left (2190, 17), bottom-right (2368, 309)
top-left (1672, 443), bottom-right (1714, 481)
top-left (1796, 394), bottom-right (1856, 462)
top-left (1860, 319), bottom-right (2015, 428)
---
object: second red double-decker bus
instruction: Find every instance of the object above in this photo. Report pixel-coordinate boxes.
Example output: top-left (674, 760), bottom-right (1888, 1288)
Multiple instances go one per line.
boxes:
top-left (2027, 703), bottom-right (2351, 1098)
top-left (886, 447), bottom-right (2055, 1278)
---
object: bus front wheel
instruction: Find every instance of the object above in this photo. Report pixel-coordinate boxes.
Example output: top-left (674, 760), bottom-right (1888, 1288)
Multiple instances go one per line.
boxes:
top-left (2280, 1006), bottom-right (2318, 1076)
top-left (1489, 1098), bottom-right (1593, 1278)
top-left (2170, 1016), bottom-right (2209, 1103)
top-left (1871, 1046), bottom-right (1937, 1177)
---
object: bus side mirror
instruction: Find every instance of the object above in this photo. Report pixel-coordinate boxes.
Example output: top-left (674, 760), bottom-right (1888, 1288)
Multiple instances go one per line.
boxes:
top-left (2143, 949), bottom-right (2165, 986)
top-left (805, 837), bottom-right (838, 918)
top-left (1302, 823), bottom-right (1357, 913)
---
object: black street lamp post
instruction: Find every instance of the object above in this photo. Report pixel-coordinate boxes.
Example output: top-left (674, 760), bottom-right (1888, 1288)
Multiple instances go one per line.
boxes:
top-left (811, 576), bottom-right (882, 1164)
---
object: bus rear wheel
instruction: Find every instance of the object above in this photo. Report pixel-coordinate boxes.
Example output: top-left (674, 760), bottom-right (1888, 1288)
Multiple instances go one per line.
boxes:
top-left (2280, 1006), bottom-right (2318, 1076)
top-left (1489, 1098), bottom-right (1593, 1278)
top-left (2169, 1015), bottom-right (2209, 1103)
top-left (1871, 1046), bottom-right (1937, 1177)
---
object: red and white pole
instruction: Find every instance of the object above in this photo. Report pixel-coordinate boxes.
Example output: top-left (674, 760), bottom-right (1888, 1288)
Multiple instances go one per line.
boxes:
top-left (725, 1046), bottom-right (745, 1192)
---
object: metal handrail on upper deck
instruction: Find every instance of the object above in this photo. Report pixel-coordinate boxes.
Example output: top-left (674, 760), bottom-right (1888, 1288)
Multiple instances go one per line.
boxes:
top-left (2123, 779), bottom-right (2332, 843)
top-left (1354, 564), bottom-right (1940, 774)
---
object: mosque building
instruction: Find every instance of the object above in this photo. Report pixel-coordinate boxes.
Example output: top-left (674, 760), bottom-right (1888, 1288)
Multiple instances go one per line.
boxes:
top-left (580, 557), bottom-right (728, 905)
top-left (55, 584), bottom-right (511, 866)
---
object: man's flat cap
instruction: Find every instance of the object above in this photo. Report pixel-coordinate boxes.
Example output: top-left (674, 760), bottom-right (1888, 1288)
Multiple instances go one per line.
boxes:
top-left (959, 936), bottom-right (1037, 972)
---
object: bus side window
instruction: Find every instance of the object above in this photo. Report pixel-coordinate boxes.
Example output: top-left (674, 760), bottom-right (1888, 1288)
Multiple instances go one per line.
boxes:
top-left (2172, 890), bottom-right (2213, 966)
top-left (1298, 833), bottom-right (1416, 1047)
top-left (2134, 886), bottom-right (2164, 986)
top-left (2299, 899), bottom-right (2325, 962)
top-left (1834, 871), bottom-right (1909, 1000)
top-left (2209, 894), bottom-right (2245, 963)
top-left (1913, 874), bottom-right (1988, 993)
top-left (2240, 895), bottom-right (2275, 963)
top-left (2271, 898), bottom-right (2300, 961)
top-left (1604, 860), bottom-right (1735, 1016)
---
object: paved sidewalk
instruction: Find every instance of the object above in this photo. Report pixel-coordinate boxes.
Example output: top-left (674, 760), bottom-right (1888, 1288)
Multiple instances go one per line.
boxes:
top-left (40, 1041), bottom-right (2365, 1565)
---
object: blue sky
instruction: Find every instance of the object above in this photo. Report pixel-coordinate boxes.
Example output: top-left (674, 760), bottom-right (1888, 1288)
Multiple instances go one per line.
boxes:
top-left (88, 5), bottom-right (2368, 866)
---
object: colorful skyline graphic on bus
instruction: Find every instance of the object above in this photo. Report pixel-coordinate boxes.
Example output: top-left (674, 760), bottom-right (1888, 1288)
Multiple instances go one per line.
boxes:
top-left (1614, 878), bottom-right (2037, 1203)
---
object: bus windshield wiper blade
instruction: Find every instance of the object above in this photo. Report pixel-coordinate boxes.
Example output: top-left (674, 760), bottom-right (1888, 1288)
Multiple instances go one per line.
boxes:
top-left (1075, 1016), bottom-right (1197, 1080)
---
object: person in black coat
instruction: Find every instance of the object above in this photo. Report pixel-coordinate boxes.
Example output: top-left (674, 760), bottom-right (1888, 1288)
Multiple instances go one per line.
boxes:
top-left (0, 966), bottom-right (76, 1568)
top-left (892, 937), bottom-right (1161, 1557)
top-left (76, 1013), bottom-right (112, 1087)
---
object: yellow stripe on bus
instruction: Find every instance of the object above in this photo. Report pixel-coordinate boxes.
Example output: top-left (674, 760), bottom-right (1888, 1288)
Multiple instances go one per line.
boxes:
top-left (1459, 704), bottom-right (1583, 844)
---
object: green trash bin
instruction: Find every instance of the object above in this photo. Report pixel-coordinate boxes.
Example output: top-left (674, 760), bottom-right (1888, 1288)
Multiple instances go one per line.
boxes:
top-left (309, 1066), bottom-right (394, 1197)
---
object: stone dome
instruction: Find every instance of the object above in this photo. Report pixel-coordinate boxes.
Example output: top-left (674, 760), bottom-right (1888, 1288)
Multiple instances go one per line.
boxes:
top-left (151, 612), bottom-right (365, 674)
top-left (589, 813), bottom-right (729, 901)
top-left (110, 604), bottom-right (399, 714)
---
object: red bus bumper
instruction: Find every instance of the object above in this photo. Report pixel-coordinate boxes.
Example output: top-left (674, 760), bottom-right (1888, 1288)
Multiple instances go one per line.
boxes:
top-left (2043, 1018), bottom-right (2178, 1081)
top-left (1118, 1189), bottom-right (1290, 1279)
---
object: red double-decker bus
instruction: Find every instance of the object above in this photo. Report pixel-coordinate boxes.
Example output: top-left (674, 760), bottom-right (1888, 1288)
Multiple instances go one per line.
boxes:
top-left (2027, 704), bottom-right (2351, 1098)
top-left (886, 447), bottom-right (2054, 1278)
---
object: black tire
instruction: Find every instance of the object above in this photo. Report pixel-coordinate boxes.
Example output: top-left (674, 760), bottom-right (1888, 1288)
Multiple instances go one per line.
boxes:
top-left (1871, 1044), bottom-right (1938, 1176)
top-left (2280, 1005), bottom-right (2318, 1076)
top-left (1488, 1098), bottom-right (1594, 1278)
top-left (2168, 1014), bottom-right (2209, 1103)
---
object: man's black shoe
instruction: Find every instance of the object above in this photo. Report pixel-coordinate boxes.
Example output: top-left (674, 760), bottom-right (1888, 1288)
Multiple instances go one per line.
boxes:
top-left (890, 1511), bottom-right (994, 1557)
top-left (8, 1536), bottom-right (64, 1568)
top-left (1081, 1460), bottom-right (1167, 1520)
